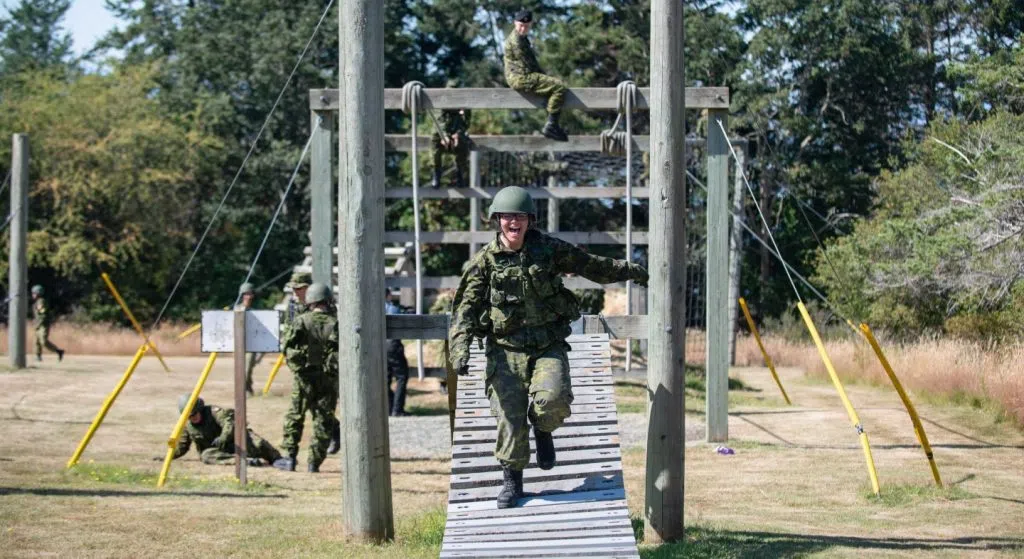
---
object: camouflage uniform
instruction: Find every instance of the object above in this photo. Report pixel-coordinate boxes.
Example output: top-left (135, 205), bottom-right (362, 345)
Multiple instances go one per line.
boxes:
top-left (448, 229), bottom-right (647, 469)
top-left (430, 109), bottom-right (472, 186)
top-left (385, 300), bottom-right (410, 416)
top-left (503, 30), bottom-right (565, 115)
top-left (32, 295), bottom-right (63, 359)
top-left (173, 404), bottom-right (281, 465)
top-left (279, 307), bottom-right (339, 469)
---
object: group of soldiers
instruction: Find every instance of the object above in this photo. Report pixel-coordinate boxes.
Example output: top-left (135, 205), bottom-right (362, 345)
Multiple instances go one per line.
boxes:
top-left (430, 9), bottom-right (569, 188)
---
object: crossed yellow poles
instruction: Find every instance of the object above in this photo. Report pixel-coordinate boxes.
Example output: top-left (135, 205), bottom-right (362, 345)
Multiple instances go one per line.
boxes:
top-left (101, 273), bottom-right (170, 373)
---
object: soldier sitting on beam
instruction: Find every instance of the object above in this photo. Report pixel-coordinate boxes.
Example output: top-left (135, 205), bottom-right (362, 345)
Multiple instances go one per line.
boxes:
top-left (504, 9), bottom-right (570, 142)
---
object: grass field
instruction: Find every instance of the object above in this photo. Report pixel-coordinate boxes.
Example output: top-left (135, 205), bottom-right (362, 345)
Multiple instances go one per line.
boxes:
top-left (0, 350), bottom-right (1021, 558)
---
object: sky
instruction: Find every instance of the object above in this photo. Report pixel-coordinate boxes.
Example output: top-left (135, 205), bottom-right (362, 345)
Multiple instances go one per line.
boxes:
top-left (0, 0), bottom-right (121, 56)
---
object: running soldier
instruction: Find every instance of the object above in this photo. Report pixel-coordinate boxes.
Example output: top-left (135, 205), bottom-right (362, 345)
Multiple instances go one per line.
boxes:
top-left (30, 285), bottom-right (64, 362)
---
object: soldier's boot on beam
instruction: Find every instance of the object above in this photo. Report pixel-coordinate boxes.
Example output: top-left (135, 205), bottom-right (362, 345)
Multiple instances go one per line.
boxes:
top-left (432, 154), bottom-right (443, 189)
top-left (496, 466), bottom-right (524, 509)
top-left (272, 455), bottom-right (297, 472)
top-left (534, 426), bottom-right (556, 470)
top-left (308, 461), bottom-right (320, 473)
top-left (542, 113), bottom-right (569, 142)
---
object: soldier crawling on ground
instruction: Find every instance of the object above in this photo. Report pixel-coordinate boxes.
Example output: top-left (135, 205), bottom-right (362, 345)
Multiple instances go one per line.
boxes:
top-left (448, 186), bottom-right (648, 509)
top-left (503, 9), bottom-right (570, 142)
top-left (31, 284), bottom-right (64, 362)
top-left (273, 282), bottom-right (340, 473)
top-left (167, 395), bottom-right (282, 466)
top-left (431, 79), bottom-right (472, 189)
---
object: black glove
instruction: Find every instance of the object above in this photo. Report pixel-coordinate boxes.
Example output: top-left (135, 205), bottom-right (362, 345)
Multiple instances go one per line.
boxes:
top-left (632, 264), bottom-right (649, 288)
top-left (457, 365), bottom-right (471, 377)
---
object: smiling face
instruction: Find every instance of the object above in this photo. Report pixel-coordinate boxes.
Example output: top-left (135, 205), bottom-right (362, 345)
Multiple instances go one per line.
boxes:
top-left (514, 21), bottom-right (531, 35)
top-left (498, 212), bottom-right (529, 250)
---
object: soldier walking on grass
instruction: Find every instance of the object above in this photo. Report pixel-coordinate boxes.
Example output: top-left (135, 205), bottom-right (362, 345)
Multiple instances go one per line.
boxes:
top-left (448, 186), bottom-right (648, 509)
top-left (236, 282), bottom-right (263, 395)
top-left (169, 395), bottom-right (282, 466)
top-left (431, 79), bottom-right (472, 188)
top-left (503, 9), bottom-right (569, 142)
top-left (31, 285), bottom-right (64, 362)
top-left (273, 283), bottom-right (340, 473)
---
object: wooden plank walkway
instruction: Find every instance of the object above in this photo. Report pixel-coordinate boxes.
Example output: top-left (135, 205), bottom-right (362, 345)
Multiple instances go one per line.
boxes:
top-left (442, 333), bottom-right (640, 559)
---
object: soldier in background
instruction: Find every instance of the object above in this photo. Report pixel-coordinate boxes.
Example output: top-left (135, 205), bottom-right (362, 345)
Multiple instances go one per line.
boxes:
top-left (385, 291), bottom-right (410, 417)
top-left (448, 186), bottom-right (648, 508)
top-left (237, 282), bottom-right (263, 394)
top-left (503, 9), bottom-right (569, 142)
top-left (170, 395), bottom-right (282, 466)
top-left (30, 285), bottom-right (64, 362)
top-left (285, 271), bottom-right (312, 315)
top-left (431, 79), bottom-right (472, 188)
top-left (273, 283), bottom-right (339, 473)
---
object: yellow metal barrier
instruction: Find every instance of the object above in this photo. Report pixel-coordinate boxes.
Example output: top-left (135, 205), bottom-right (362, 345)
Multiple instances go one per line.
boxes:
top-left (177, 323), bottom-right (201, 340)
top-left (860, 324), bottom-right (943, 487)
top-left (100, 273), bottom-right (171, 372)
top-left (261, 354), bottom-right (286, 395)
top-left (797, 302), bottom-right (881, 495)
top-left (67, 344), bottom-right (149, 468)
top-left (157, 352), bottom-right (219, 487)
top-left (738, 297), bottom-right (791, 405)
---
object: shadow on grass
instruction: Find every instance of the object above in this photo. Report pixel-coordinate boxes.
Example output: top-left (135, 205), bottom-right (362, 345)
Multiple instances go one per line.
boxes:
top-left (0, 486), bottom-right (286, 499)
top-left (628, 521), bottom-right (1024, 558)
top-left (404, 405), bottom-right (449, 417)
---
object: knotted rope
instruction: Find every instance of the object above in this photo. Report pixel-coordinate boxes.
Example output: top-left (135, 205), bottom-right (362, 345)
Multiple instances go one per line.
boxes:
top-left (600, 81), bottom-right (637, 156)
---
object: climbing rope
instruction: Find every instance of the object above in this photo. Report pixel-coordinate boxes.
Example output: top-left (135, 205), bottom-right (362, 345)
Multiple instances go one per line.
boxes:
top-left (401, 81), bottom-right (426, 381)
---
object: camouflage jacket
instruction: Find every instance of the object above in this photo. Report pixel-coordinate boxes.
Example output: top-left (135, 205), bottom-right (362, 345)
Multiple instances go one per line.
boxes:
top-left (173, 405), bottom-right (234, 459)
top-left (439, 109), bottom-right (471, 136)
top-left (33, 298), bottom-right (54, 327)
top-left (448, 229), bottom-right (647, 372)
top-left (503, 30), bottom-right (543, 83)
top-left (281, 308), bottom-right (338, 394)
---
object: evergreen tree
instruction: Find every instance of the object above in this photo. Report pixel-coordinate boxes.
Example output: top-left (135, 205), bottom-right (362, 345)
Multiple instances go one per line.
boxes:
top-left (0, 0), bottom-right (73, 77)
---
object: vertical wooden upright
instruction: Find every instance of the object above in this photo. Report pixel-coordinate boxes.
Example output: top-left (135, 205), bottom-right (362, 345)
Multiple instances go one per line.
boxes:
top-left (645, 0), bottom-right (686, 544)
top-left (233, 309), bottom-right (248, 485)
top-left (727, 146), bottom-right (746, 365)
top-left (8, 134), bottom-right (28, 369)
top-left (705, 109), bottom-right (730, 442)
top-left (469, 151), bottom-right (481, 255)
top-left (311, 111), bottom-right (334, 287)
top-left (337, 0), bottom-right (394, 542)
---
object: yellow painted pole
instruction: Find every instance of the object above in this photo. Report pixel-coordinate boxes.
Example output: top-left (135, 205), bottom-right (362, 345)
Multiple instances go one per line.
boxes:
top-left (177, 323), bottom-right (201, 340)
top-left (860, 324), bottom-right (943, 487)
top-left (738, 297), bottom-right (791, 405)
top-left (100, 272), bottom-right (171, 372)
top-left (157, 352), bottom-right (219, 487)
top-left (261, 353), bottom-right (286, 395)
top-left (797, 302), bottom-right (881, 495)
top-left (67, 344), bottom-right (149, 468)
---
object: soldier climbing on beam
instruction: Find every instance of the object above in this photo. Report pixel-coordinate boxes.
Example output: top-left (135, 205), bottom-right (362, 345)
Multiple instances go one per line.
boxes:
top-left (431, 79), bottom-right (472, 188)
top-left (503, 9), bottom-right (570, 142)
top-left (448, 186), bottom-right (648, 509)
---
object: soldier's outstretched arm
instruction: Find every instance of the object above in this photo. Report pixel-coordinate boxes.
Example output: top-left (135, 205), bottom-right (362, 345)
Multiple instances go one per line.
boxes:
top-left (172, 431), bottom-right (192, 460)
top-left (448, 259), bottom-right (488, 374)
top-left (552, 237), bottom-right (648, 286)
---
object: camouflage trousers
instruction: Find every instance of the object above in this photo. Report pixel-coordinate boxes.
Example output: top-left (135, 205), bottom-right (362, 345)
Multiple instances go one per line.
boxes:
top-left (244, 352), bottom-right (264, 393)
top-left (199, 429), bottom-right (281, 465)
top-left (280, 382), bottom-right (338, 468)
top-left (485, 341), bottom-right (573, 470)
top-left (34, 324), bottom-right (61, 357)
top-left (430, 132), bottom-right (470, 184)
top-left (507, 72), bottom-right (566, 115)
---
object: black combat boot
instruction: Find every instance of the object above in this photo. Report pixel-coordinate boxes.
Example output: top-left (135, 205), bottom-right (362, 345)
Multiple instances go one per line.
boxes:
top-left (496, 466), bottom-right (524, 509)
top-left (390, 376), bottom-right (408, 417)
top-left (327, 423), bottom-right (340, 455)
top-left (307, 462), bottom-right (320, 473)
top-left (431, 166), bottom-right (442, 189)
top-left (534, 426), bottom-right (556, 470)
top-left (272, 455), bottom-right (296, 472)
top-left (542, 113), bottom-right (569, 142)
top-left (57, 349), bottom-right (64, 362)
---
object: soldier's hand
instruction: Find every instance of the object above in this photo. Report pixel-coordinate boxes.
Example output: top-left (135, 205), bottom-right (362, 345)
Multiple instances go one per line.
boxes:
top-left (632, 264), bottom-right (649, 288)
top-left (440, 137), bottom-right (450, 149)
top-left (451, 133), bottom-right (460, 147)
top-left (211, 436), bottom-right (225, 448)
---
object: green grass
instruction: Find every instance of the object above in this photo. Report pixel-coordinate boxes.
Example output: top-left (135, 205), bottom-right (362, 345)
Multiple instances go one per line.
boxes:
top-left (66, 462), bottom-right (274, 493)
top-left (864, 483), bottom-right (975, 507)
top-left (396, 507), bottom-right (447, 549)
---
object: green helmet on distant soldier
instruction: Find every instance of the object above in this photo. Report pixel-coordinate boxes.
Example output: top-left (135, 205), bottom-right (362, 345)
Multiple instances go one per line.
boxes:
top-left (286, 271), bottom-right (312, 289)
top-left (238, 282), bottom-right (255, 296)
top-left (31, 285), bottom-right (44, 296)
top-left (489, 186), bottom-right (536, 220)
top-left (305, 283), bottom-right (332, 305)
top-left (178, 394), bottom-right (204, 416)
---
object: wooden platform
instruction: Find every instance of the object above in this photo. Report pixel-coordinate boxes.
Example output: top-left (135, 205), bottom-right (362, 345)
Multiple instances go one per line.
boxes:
top-left (442, 333), bottom-right (640, 558)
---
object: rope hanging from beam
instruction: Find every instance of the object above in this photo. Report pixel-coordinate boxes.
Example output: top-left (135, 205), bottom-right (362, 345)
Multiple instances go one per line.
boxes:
top-left (600, 81), bottom-right (637, 156)
top-left (402, 81), bottom-right (426, 380)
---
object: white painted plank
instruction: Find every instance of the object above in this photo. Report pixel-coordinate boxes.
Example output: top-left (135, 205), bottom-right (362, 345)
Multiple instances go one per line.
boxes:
top-left (452, 434), bottom-right (620, 457)
top-left (455, 403), bottom-right (616, 417)
top-left (451, 461), bottom-right (622, 487)
top-left (453, 424), bottom-right (618, 442)
top-left (441, 548), bottom-right (640, 559)
top-left (452, 447), bottom-right (622, 472)
top-left (446, 499), bottom-right (628, 522)
top-left (443, 535), bottom-right (637, 550)
top-left (449, 473), bottom-right (623, 502)
top-left (455, 411), bottom-right (616, 430)
top-left (444, 526), bottom-right (635, 543)
top-left (447, 488), bottom-right (627, 514)
top-left (445, 517), bottom-right (629, 536)
top-left (457, 393), bottom-right (613, 408)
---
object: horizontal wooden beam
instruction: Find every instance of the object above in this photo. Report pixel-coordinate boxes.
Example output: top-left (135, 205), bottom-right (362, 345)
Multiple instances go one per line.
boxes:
top-left (311, 87), bottom-right (729, 111)
top-left (384, 135), bottom-right (745, 153)
top-left (383, 187), bottom-right (649, 200)
top-left (385, 314), bottom-right (648, 340)
top-left (384, 231), bottom-right (647, 245)
top-left (385, 276), bottom-right (631, 290)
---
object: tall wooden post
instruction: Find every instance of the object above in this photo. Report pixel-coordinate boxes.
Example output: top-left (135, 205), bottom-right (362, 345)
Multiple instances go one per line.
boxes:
top-left (8, 134), bottom-right (28, 369)
top-left (727, 146), bottom-right (746, 365)
top-left (337, 0), bottom-right (394, 542)
top-left (469, 150), bottom-right (481, 255)
top-left (706, 109), bottom-right (730, 442)
top-left (233, 309), bottom-right (248, 485)
top-left (645, 0), bottom-right (686, 543)
top-left (311, 111), bottom-right (334, 287)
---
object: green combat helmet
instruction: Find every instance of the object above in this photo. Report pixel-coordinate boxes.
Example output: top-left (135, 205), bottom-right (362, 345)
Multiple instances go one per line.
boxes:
top-left (305, 283), bottom-right (332, 305)
top-left (31, 285), bottom-right (44, 296)
top-left (489, 186), bottom-right (536, 219)
top-left (286, 271), bottom-right (312, 289)
top-left (178, 394), bottom-right (204, 416)
top-left (238, 282), bottom-right (255, 295)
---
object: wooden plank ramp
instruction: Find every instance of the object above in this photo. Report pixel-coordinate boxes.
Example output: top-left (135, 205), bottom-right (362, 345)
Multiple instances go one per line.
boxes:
top-left (442, 333), bottom-right (640, 559)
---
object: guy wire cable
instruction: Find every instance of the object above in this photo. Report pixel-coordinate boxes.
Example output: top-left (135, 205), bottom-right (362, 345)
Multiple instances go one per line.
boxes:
top-left (149, 0), bottom-right (336, 330)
